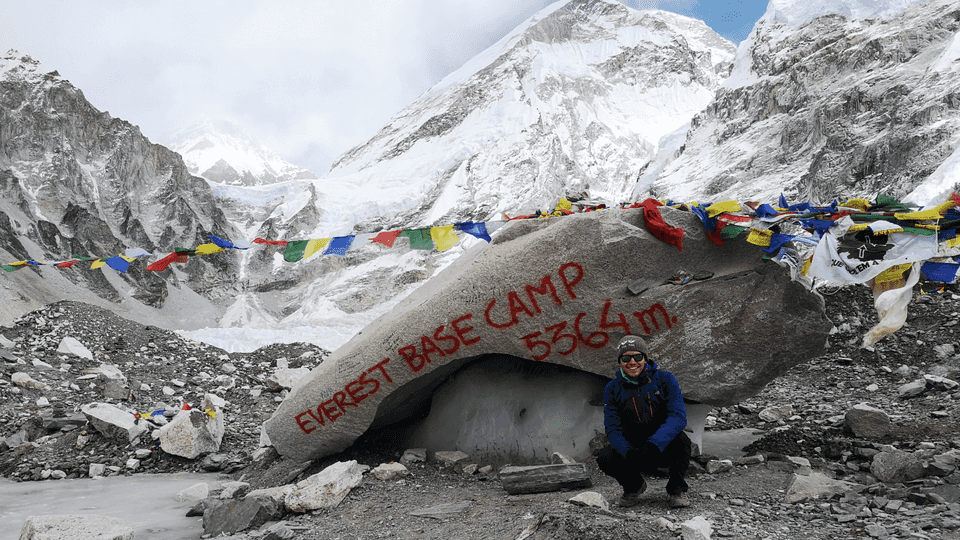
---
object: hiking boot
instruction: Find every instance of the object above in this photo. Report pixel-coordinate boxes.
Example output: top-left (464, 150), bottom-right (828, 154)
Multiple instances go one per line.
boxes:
top-left (617, 491), bottom-right (643, 508)
top-left (669, 492), bottom-right (691, 508)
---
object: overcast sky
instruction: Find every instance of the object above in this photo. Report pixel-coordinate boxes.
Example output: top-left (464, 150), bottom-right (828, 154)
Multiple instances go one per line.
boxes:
top-left (0, 0), bottom-right (769, 176)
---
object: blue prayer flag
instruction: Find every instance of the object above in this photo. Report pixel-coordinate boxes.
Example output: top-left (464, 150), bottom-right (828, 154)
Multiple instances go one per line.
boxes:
top-left (921, 261), bottom-right (960, 284)
top-left (754, 204), bottom-right (778, 218)
top-left (455, 222), bottom-right (492, 242)
top-left (105, 256), bottom-right (132, 273)
top-left (207, 235), bottom-right (236, 249)
top-left (324, 235), bottom-right (356, 257)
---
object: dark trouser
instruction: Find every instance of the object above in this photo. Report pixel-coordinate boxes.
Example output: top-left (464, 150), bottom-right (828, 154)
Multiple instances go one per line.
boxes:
top-left (596, 431), bottom-right (692, 496)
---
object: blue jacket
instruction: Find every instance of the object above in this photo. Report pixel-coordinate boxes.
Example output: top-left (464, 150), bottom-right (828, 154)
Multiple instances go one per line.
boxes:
top-left (603, 359), bottom-right (687, 457)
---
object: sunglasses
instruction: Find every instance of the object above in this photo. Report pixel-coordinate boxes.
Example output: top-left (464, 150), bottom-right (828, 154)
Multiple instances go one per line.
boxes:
top-left (618, 353), bottom-right (647, 364)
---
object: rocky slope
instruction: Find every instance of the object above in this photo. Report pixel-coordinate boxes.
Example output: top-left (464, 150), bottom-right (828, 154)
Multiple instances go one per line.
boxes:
top-left (641, 0), bottom-right (960, 204)
top-left (1, 281), bottom-right (959, 538)
top-left (0, 51), bottom-right (241, 329)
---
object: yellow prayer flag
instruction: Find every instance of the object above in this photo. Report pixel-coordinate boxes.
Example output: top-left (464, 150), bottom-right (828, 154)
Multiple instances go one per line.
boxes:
top-left (874, 263), bottom-right (912, 285)
top-left (746, 228), bottom-right (773, 247)
top-left (120, 254), bottom-right (137, 263)
top-left (931, 199), bottom-right (957, 215)
top-left (430, 225), bottom-right (459, 252)
top-left (842, 198), bottom-right (871, 212)
top-left (946, 237), bottom-right (960, 248)
top-left (555, 198), bottom-right (572, 212)
top-left (800, 256), bottom-right (813, 276)
top-left (705, 200), bottom-right (742, 218)
top-left (195, 243), bottom-right (225, 255)
top-left (205, 408), bottom-right (216, 419)
top-left (894, 208), bottom-right (942, 220)
top-left (303, 238), bottom-right (331, 259)
top-left (91, 259), bottom-right (106, 269)
top-left (847, 224), bottom-right (870, 233)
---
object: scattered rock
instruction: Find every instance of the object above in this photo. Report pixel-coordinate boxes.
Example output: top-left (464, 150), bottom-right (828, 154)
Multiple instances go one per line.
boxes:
top-left (56, 337), bottom-right (93, 360)
top-left (784, 472), bottom-right (854, 503)
top-left (567, 491), bottom-right (609, 511)
top-left (283, 460), bottom-right (369, 512)
top-left (176, 483), bottom-right (210, 502)
top-left (844, 403), bottom-right (891, 438)
top-left (19, 514), bottom-right (133, 540)
top-left (80, 402), bottom-right (146, 444)
top-left (373, 462), bottom-right (409, 480)
top-left (158, 394), bottom-right (224, 459)
top-left (202, 495), bottom-right (281, 536)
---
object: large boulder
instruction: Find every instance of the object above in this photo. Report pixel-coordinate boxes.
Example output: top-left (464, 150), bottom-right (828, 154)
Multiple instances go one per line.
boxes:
top-left (265, 208), bottom-right (832, 461)
top-left (158, 394), bottom-right (225, 459)
top-left (81, 403), bottom-right (146, 444)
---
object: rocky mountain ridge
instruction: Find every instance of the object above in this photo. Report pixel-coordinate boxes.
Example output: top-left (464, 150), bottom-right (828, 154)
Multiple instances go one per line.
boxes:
top-left (0, 51), bottom-right (241, 330)
top-left (641, 0), bottom-right (960, 204)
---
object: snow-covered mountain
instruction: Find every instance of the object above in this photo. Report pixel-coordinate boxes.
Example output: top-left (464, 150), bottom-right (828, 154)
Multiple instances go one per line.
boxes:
top-left (0, 51), bottom-right (241, 329)
top-left (185, 0), bottom-right (741, 349)
top-left (311, 0), bottom-right (736, 234)
top-left (4, 0), bottom-right (960, 353)
top-left (167, 118), bottom-right (318, 186)
top-left (639, 0), bottom-right (960, 205)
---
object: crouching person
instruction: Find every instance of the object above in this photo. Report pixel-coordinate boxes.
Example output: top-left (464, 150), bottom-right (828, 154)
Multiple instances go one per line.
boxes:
top-left (596, 335), bottom-right (692, 508)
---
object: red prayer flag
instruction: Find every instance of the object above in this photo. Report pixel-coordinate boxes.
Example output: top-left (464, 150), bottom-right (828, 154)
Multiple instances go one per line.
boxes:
top-left (253, 238), bottom-right (289, 246)
top-left (639, 198), bottom-right (684, 251)
top-left (370, 230), bottom-right (402, 248)
top-left (147, 252), bottom-right (189, 272)
top-left (55, 260), bottom-right (80, 268)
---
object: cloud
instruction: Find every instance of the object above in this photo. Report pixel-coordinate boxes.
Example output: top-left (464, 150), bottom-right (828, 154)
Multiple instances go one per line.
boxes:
top-left (0, 0), bottom-right (760, 176)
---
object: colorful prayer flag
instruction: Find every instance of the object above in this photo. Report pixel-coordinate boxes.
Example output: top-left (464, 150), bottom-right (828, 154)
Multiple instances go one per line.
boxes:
top-left (430, 225), bottom-right (459, 252)
top-left (455, 222), bottom-right (491, 242)
top-left (324, 236), bottom-right (355, 257)
top-left (808, 217), bottom-right (939, 284)
top-left (105, 256), bottom-right (133, 273)
top-left (254, 238), bottom-right (289, 246)
top-left (207, 235), bottom-right (237, 249)
top-left (195, 243), bottom-right (225, 255)
top-left (399, 229), bottom-right (434, 250)
top-left (705, 200), bottom-right (741, 218)
top-left (147, 252), bottom-right (189, 272)
top-left (370, 230), bottom-right (402, 248)
top-left (639, 199), bottom-right (684, 251)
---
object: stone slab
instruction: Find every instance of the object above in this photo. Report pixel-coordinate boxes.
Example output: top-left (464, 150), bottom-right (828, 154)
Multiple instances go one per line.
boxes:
top-left (498, 463), bottom-right (592, 494)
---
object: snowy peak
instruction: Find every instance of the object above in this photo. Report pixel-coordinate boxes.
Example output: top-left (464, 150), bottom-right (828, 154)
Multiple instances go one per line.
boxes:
top-left (167, 118), bottom-right (318, 186)
top-left (320, 0), bottom-right (735, 231)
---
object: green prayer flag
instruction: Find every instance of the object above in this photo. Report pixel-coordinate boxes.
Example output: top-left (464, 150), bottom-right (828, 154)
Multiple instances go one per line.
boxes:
top-left (284, 240), bottom-right (310, 262)
top-left (900, 226), bottom-right (937, 236)
top-left (720, 225), bottom-right (748, 239)
top-left (399, 229), bottom-right (435, 250)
